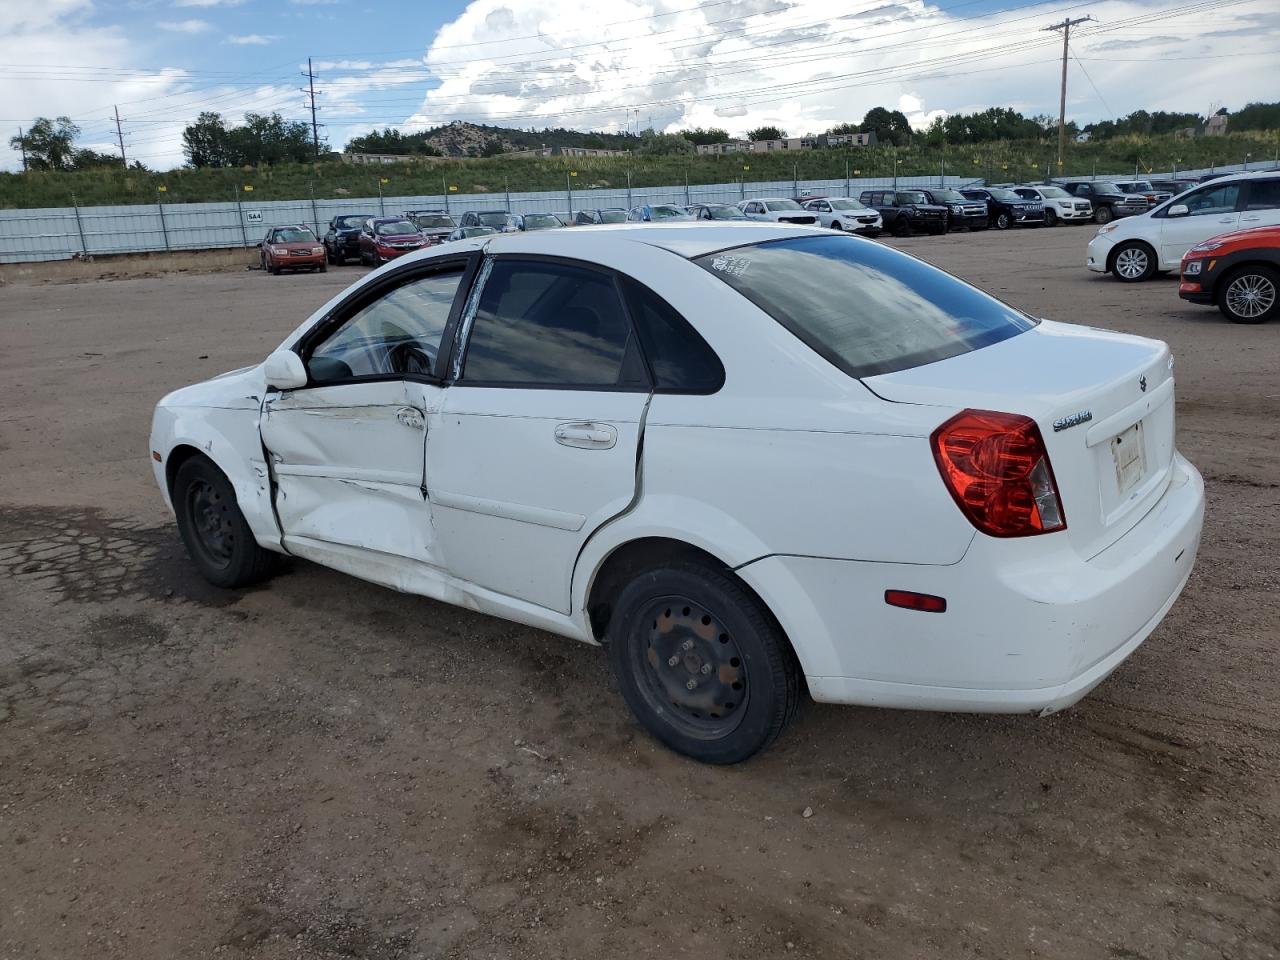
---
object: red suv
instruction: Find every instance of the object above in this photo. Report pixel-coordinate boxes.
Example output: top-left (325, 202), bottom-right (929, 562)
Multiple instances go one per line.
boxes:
top-left (1179, 225), bottom-right (1280, 324)
top-left (358, 217), bottom-right (427, 266)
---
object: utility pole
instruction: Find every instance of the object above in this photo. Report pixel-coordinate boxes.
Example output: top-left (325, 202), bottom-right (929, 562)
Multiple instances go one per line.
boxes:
top-left (302, 58), bottom-right (322, 158)
top-left (113, 106), bottom-right (126, 166)
top-left (16, 127), bottom-right (26, 171)
top-left (1044, 15), bottom-right (1094, 173)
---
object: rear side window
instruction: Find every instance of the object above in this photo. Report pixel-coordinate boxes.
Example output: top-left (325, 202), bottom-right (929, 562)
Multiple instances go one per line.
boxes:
top-left (695, 235), bottom-right (1035, 378)
top-left (621, 278), bottom-right (724, 393)
top-left (1246, 179), bottom-right (1280, 210)
top-left (461, 260), bottom-right (642, 388)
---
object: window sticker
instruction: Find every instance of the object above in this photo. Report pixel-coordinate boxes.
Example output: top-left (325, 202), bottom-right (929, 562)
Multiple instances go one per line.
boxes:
top-left (710, 255), bottom-right (751, 277)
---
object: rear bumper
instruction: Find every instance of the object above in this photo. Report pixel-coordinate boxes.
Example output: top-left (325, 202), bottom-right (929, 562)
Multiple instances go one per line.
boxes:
top-left (738, 453), bottom-right (1204, 713)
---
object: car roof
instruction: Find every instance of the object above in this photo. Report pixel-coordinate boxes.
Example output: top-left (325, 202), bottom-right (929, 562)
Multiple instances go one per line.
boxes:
top-left (475, 222), bottom-right (827, 259)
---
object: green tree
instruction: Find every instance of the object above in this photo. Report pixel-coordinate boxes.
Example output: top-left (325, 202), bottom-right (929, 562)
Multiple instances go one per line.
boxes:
top-left (858, 107), bottom-right (912, 147)
top-left (1232, 101), bottom-right (1280, 132)
top-left (636, 129), bottom-right (695, 156)
top-left (71, 149), bottom-right (124, 170)
top-left (9, 116), bottom-right (81, 170)
top-left (746, 125), bottom-right (786, 141)
top-left (681, 126), bottom-right (731, 145)
top-left (182, 112), bottom-right (233, 168)
top-left (480, 137), bottom-right (505, 157)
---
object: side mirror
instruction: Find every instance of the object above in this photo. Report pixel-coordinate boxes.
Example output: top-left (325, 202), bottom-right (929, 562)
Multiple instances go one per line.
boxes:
top-left (263, 351), bottom-right (308, 391)
top-left (1167, 204), bottom-right (1189, 218)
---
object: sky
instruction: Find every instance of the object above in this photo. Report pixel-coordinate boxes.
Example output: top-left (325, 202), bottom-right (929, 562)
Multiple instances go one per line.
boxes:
top-left (1, 0), bottom-right (1277, 172)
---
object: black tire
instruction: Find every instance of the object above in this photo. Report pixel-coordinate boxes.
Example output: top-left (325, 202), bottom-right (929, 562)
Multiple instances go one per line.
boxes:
top-left (891, 217), bottom-right (910, 237)
top-left (319, 260), bottom-right (328, 273)
top-left (269, 256), bottom-right (281, 276)
top-left (1093, 205), bottom-right (1113, 225)
top-left (1110, 241), bottom-right (1157, 283)
top-left (172, 455), bottom-right (278, 589)
top-left (606, 560), bottom-right (801, 764)
top-left (1044, 208), bottom-right (1058, 227)
top-left (928, 224), bottom-right (945, 235)
top-left (830, 220), bottom-right (842, 231)
top-left (326, 246), bottom-right (339, 265)
top-left (1216, 264), bottom-right (1280, 324)
top-left (994, 211), bottom-right (1012, 230)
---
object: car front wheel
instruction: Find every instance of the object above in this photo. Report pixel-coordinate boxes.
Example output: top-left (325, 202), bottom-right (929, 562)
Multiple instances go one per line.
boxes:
top-left (1218, 265), bottom-right (1279, 323)
top-left (830, 220), bottom-right (842, 231)
top-left (607, 560), bottom-right (801, 764)
top-left (1044, 208), bottom-right (1058, 226)
top-left (172, 455), bottom-right (278, 589)
top-left (994, 212), bottom-right (1011, 230)
top-left (1111, 241), bottom-right (1157, 282)
top-left (1094, 206), bottom-right (1113, 224)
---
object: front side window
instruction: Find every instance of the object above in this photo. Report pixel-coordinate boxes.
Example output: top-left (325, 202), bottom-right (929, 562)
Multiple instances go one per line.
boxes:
top-left (461, 260), bottom-right (640, 388)
top-left (765, 200), bottom-right (803, 211)
top-left (307, 269), bottom-right (464, 381)
top-left (696, 235), bottom-right (1035, 378)
top-left (598, 210), bottom-right (627, 223)
top-left (1183, 183), bottom-right (1241, 216)
top-left (1245, 179), bottom-right (1280, 210)
top-left (897, 191), bottom-right (928, 204)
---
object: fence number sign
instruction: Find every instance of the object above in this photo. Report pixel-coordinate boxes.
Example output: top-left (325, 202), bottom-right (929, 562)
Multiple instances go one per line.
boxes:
top-left (245, 210), bottom-right (263, 224)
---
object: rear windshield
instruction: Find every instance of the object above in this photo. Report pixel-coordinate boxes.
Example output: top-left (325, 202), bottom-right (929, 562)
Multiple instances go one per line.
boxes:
top-left (651, 205), bottom-right (686, 219)
top-left (478, 212), bottom-right (512, 227)
top-left (695, 235), bottom-right (1035, 378)
top-left (412, 214), bottom-right (455, 228)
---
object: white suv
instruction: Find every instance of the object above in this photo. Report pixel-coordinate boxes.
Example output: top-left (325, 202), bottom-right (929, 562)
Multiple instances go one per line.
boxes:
top-left (1014, 186), bottom-right (1093, 226)
top-left (1087, 171), bottom-right (1280, 281)
top-left (801, 197), bottom-right (883, 236)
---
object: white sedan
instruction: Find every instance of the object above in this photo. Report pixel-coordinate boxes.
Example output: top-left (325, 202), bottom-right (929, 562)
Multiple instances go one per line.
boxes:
top-left (151, 223), bottom-right (1204, 763)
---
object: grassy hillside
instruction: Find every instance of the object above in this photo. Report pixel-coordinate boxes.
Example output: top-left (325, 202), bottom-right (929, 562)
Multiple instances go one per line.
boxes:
top-left (2, 132), bottom-right (1275, 209)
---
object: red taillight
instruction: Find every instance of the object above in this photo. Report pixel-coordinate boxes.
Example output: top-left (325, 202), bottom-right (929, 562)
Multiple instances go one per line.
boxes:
top-left (930, 409), bottom-right (1066, 538)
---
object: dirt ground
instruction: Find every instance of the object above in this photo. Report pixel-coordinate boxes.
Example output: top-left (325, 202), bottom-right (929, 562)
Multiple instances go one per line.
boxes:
top-left (1, 226), bottom-right (1277, 960)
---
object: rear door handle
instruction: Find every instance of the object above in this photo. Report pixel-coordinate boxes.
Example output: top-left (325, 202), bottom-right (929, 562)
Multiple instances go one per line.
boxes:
top-left (554, 421), bottom-right (617, 449)
top-left (396, 406), bottom-right (425, 429)
top-left (1240, 216), bottom-right (1261, 223)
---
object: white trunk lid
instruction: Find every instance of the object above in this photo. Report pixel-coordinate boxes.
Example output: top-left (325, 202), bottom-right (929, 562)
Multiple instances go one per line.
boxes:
top-left (864, 321), bottom-right (1176, 559)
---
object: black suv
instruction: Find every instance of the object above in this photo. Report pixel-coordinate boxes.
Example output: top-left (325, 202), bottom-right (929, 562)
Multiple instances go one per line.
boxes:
top-left (919, 188), bottom-right (989, 231)
top-left (459, 210), bottom-right (518, 232)
top-left (858, 189), bottom-right (947, 236)
top-left (1058, 181), bottom-right (1147, 224)
top-left (324, 213), bottom-right (376, 264)
top-left (960, 187), bottom-right (1045, 230)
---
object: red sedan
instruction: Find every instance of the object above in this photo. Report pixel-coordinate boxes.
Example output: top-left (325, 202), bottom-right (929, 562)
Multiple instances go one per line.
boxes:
top-left (260, 225), bottom-right (326, 275)
top-left (1179, 225), bottom-right (1280, 324)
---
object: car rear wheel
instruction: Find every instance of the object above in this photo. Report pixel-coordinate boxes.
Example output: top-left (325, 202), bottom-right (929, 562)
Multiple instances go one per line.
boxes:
top-left (607, 560), bottom-right (801, 764)
top-left (994, 212), bottom-right (1011, 230)
top-left (1044, 208), bottom-right (1058, 226)
top-left (172, 455), bottom-right (278, 589)
top-left (1111, 241), bottom-right (1157, 282)
top-left (891, 217), bottom-right (910, 237)
top-left (1093, 206), bottom-right (1113, 225)
top-left (1218, 265), bottom-right (1279, 324)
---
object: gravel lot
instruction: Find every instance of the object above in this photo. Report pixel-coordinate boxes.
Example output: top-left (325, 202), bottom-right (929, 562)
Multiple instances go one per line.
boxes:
top-left (1, 226), bottom-right (1277, 959)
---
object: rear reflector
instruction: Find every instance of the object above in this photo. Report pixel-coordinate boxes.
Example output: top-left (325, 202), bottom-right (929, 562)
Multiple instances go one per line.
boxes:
top-left (885, 589), bottom-right (947, 613)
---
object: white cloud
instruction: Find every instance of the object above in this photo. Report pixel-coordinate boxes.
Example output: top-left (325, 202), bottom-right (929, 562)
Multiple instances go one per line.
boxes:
top-left (288, 0), bottom-right (337, 5)
top-left (156, 18), bottom-right (211, 32)
top-left (174, 0), bottom-right (245, 7)
top-left (227, 33), bottom-right (278, 45)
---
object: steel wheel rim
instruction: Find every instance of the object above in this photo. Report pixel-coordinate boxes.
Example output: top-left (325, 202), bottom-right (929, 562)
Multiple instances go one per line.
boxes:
top-left (633, 596), bottom-right (748, 741)
top-left (186, 479), bottom-right (235, 569)
top-left (1226, 274), bottom-right (1276, 318)
top-left (1116, 247), bottom-right (1148, 279)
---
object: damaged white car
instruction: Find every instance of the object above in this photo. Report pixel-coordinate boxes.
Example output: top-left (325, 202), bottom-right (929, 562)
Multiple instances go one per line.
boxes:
top-left (151, 223), bottom-right (1204, 763)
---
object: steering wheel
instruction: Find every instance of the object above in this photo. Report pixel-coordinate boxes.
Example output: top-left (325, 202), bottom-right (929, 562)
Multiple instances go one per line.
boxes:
top-left (387, 341), bottom-right (436, 376)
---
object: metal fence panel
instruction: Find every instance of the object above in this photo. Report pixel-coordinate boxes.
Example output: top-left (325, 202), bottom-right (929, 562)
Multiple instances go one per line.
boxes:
top-left (5, 164), bottom-right (1265, 264)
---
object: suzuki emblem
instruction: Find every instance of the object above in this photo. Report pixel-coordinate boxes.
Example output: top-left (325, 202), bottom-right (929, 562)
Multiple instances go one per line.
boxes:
top-left (1139, 375), bottom-right (1147, 393)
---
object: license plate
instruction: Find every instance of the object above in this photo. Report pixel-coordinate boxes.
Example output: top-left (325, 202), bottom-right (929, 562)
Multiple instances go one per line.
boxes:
top-left (1111, 422), bottom-right (1146, 494)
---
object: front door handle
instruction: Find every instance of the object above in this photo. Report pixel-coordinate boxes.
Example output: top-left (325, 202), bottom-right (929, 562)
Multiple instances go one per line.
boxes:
top-left (1240, 216), bottom-right (1261, 223)
top-left (396, 406), bottom-right (425, 430)
top-left (555, 421), bottom-right (617, 449)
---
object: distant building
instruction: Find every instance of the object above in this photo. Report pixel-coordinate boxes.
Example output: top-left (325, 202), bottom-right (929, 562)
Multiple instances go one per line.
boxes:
top-left (342, 151), bottom-right (413, 166)
top-left (825, 131), bottom-right (877, 148)
top-left (557, 146), bottom-right (628, 157)
top-left (1206, 113), bottom-right (1228, 136)
top-left (697, 132), bottom-right (876, 155)
top-left (1074, 131), bottom-right (1091, 143)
